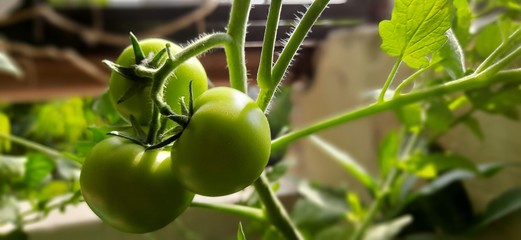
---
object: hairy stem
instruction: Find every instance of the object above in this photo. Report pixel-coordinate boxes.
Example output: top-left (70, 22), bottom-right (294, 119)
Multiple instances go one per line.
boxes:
top-left (254, 173), bottom-right (304, 240)
top-left (258, 0), bottom-right (330, 111)
top-left (257, 0), bottom-right (283, 90)
top-left (271, 69), bottom-right (521, 152)
top-left (225, 0), bottom-right (252, 93)
top-left (151, 33), bottom-right (232, 116)
top-left (191, 201), bottom-right (266, 222)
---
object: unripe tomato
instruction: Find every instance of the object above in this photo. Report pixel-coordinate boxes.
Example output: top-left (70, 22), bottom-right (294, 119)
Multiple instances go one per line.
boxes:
top-left (109, 39), bottom-right (208, 125)
top-left (171, 87), bottom-right (271, 196)
top-left (80, 137), bottom-right (194, 233)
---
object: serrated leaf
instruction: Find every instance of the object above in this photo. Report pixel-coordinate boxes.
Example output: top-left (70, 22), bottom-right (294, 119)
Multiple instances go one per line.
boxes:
top-left (308, 135), bottom-right (376, 191)
top-left (433, 29), bottom-right (466, 79)
top-left (473, 187), bottom-right (521, 230)
top-left (363, 215), bottom-right (412, 240)
top-left (237, 222), bottom-right (246, 240)
top-left (0, 52), bottom-right (22, 78)
top-left (24, 154), bottom-right (55, 188)
top-left (379, 0), bottom-right (451, 68)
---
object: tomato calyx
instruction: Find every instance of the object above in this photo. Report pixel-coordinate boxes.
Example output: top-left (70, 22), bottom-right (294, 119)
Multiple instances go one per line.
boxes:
top-left (147, 81), bottom-right (196, 150)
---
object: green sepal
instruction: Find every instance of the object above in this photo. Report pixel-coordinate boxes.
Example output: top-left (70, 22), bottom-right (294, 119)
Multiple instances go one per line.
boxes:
top-left (179, 97), bottom-right (190, 116)
top-left (116, 82), bottom-right (149, 104)
top-left (146, 132), bottom-right (183, 150)
top-left (102, 60), bottom-right (150, 83)
top-left (130, 32), bottom-right (146, 64)
top-left (150, 48), bottom-right (167, 67)
top-left (129, 115), bottom-right (147, 142)
top-left (107, 131), bottom-right (144, 146)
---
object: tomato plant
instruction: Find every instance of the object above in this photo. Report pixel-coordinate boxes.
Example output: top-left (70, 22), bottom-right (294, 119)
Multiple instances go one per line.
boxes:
top-left (109, 38), bottom-right (208, 126)
top-left (80, 136), bottom-right (194, 233)
top-left (171, 87), bottom-right (271, 196)
top-left (5, 0), bottom-right (521, 239)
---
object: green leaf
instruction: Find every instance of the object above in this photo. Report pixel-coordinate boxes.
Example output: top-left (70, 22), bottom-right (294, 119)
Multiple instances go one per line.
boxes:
top-left (297, 181), bottom-right (350, 215)
top-left (379, 0), bottom-right (451, 68)
top-left (402, 152), bottom-right (477, 179)
top-left (291, 198), bottom-right (345, 232)
top-left (266, 160), bottom-right (293, 182)
top-left (314, 224), bottom-right (352, 240)
top-left (473, 187), bottom-right (521, 230)
top-left (416, 162), bottom-right (507, 196)
top-left (24, 153), bottom-right (55, 188)
top-left (0, 155), bottom-right (26, 183)
top-left (378, 130), bottom-right (400, 179)
top-left (38, 181), bottom-right (69, 202)
top-left (0, 52), bottom-right (22, 78)
top-left (475, 24), bottom-right (502, 59)
top-left (425, 98), bottom-right (454, 135)
top-left (452, 0), bottom-right (472, 47)
top-left (432, 29), bottom-right (466, 79)
top-left (363, 215), bottom-right (413, 240)
top-left (237, 222), bottom-right (247, 240)
top-left (308, 135), bottom-right (377, 192)
top-left (462, 116), bottom-right (484, 140)
top-left (467, 83), bottom-right (521, 120)
top-left (395, 103), bottom-right (423, 132)
top-left (0, 113), bottom-right (11, 152)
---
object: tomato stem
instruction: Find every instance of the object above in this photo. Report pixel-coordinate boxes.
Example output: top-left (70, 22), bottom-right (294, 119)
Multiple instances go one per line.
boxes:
top-left (475, 27), bottom-right (521, 74)
top-left (378, 58), bottom-right (402, 102)
top-left (271, 68), bottom-right (521, 153)
top-left (225, 0), bottom-right (251, 93)
top-left (257, 0), bottom-right (330, 112)
top-left (190, 201), bottom-right (266, 222)
top-left (257, 0), bottom-right (283, 90)
top-left (253, 173), bottom-right (304, 240)
top-left (393, 66), bottom-right (429, 97)
top-left (150, 33), bottom-right (232, 120)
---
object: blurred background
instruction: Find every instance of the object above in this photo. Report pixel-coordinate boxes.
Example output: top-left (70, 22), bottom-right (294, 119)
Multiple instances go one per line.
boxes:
top-left (3, 0), bottom-right (521, 239)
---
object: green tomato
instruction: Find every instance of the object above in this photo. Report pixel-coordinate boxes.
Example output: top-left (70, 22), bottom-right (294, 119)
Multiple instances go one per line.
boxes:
top-left (80, 136), bottom-right (194, 233)
top-left (109, 38), bottom-right (208, 125)
top-left (171, 87), bottom-right (271, 196)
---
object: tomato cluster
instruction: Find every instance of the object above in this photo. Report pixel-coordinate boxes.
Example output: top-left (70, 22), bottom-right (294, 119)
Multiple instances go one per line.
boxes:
top-left (80, 38), bottom-right (271, 233)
